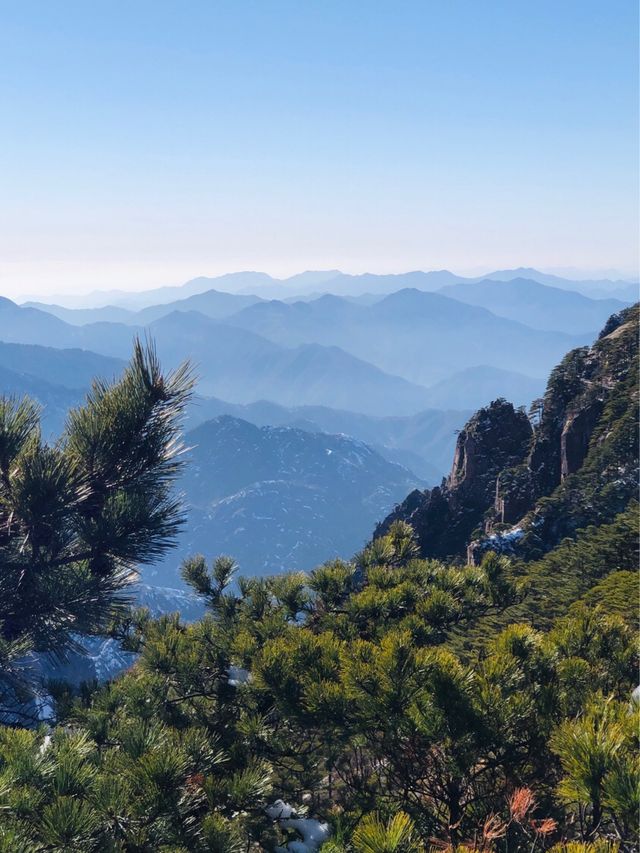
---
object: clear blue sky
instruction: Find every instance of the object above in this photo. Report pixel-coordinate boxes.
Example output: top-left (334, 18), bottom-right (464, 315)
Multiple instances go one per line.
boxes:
top-left (1, 0), bottom-right (638, 297)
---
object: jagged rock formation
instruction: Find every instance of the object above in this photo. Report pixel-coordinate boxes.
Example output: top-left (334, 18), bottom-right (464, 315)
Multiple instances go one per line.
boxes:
top-left (376, 399), bottom-right (532, 559)
top-left (377, 305), bottom-right (639, 564)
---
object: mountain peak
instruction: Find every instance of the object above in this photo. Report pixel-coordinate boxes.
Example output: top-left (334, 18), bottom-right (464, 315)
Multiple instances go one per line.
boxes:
top-left (164, 412), bottom-right (422, 578)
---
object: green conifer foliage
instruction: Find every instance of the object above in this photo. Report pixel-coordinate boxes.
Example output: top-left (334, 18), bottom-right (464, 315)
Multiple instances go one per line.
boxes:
top-left (0, 340), bottom-right (193, 709)
top-left (0, 314), bottom-right (637, 850)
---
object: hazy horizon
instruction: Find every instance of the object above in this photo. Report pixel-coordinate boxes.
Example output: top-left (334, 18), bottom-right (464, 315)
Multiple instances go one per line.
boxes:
top-left (1, 0), bottom-right (638, 301)
top-left (9, 264), bottom-right (638, 305)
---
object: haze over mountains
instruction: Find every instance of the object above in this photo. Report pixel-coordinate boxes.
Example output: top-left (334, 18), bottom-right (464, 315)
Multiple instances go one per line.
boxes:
top-left (26, 289), bottom-right (264, 326)
top-left (223, 289), bottom-right (585, 386)
top-left (0, 341), bottom-right (125, 435)
top-left (438, 278), bottom-right (627, 334)
top-left (145, 415), bottom-right (422, 584)
top-left (0, 338), bottom-right (466, 479)
top-left (25, 266), bottom-right (638, 308)
top-left (7, 270), bottom-right (625, 405)
top-left (2, 267), bottom-right (636, 581)
top-left (187, 397), bottom-right (469, 482)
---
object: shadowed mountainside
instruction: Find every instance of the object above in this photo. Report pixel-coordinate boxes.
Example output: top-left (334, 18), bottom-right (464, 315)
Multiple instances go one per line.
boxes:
top-left (146, 415), bottom-right (423, 583)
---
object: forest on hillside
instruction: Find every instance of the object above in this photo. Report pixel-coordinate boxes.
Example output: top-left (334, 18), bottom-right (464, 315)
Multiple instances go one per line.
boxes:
top-left (0, 313), bottom-right (637, 852)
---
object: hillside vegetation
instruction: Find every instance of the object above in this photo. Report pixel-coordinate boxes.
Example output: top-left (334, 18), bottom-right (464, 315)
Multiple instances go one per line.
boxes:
top-left (0, 310), bottom-right (637, 852)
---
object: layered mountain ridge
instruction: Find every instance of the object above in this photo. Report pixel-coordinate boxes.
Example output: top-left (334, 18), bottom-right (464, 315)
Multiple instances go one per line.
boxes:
top-left (438, 276), bottom-right (627, 333)
top-left (26, 266), bottom-right (638, 308)
top-left (1, 283), bottom-right (588, 411)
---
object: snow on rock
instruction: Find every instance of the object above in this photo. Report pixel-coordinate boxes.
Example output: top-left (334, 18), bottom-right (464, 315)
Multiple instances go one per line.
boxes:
top-left (280, 817), bottom-right (330, 850)
top-left (266, 801), bottom-right (331, 852)
top-left (86, 637), bottom-right (137, 681)
top-left (468, 525), bottom-right (525, 563)
top-left (227, 665), bottom-right (251, 687)
top-left (266, 799), bottom-right (296, 820)
top-left (487, 526), bottom-right (524, 545)
top-left (478, 525), bottom-right (525, 556)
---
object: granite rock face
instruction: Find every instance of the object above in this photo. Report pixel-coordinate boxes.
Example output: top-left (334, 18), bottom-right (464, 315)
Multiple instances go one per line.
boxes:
top-left (376, 399), bottom-right (532, 559)
top-left (378, 305), bottom-right (639, 564)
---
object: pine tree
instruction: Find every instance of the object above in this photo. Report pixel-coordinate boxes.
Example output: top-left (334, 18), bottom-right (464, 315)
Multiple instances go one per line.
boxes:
top-left (0, 340), bottom-right (193, 711)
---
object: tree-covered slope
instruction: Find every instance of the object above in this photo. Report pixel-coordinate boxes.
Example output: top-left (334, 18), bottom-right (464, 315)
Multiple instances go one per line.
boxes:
top-left (0, 521), bottom-right (636, 851)
top-left (0, 320), bottom-right (637, 851)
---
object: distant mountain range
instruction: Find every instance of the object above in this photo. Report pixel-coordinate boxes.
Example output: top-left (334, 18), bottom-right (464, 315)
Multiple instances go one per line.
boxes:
top-left (145, 415), bottom-right (423, 584)
top-left (0, 301), bottom-right (434, 415)
top-left (438, 277), bottom-right (627, 334)
top-left (26, 267), bottom-right (637, 309)
top-left (0, 338), bottom-right (470, 479)
top-left (147, 312), bottom-right (435, 415)
top-left (0, 340), bottom-right (124, 389)
top-left (0, 341), bottom-right (124, 436)
top-left (419, 365), bottom-right (545, 410)
top-left (2, 352), bottom-right (535, 485)
top-left (187, 397), bottom-right (472, 482)
top-left (25, 289), bottom-right (264, 326)
top-left (2, 274), bottom-right (636, 592)
top-left (0, 364), bottom-right (80, 438)
top-left (0, 290), bottom-right (561, 412)
top-left (225, 288), bottom-right (586, 385)
top-left (469, 268), bottom-right (637, 302)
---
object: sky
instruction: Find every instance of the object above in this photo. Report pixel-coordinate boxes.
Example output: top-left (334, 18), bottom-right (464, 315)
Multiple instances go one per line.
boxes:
top-left (0, 0), bottom-right (638, 299)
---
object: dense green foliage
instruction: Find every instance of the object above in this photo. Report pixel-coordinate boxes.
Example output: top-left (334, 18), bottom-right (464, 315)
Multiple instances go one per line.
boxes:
top-left (0, 330), bottom-right (637, 852)
top-left (0, 512), bottom-right (636, 852)
top-left (453, 503), bottom-right (639, 652)
top-left (0, 342), bottom-right (193, 718)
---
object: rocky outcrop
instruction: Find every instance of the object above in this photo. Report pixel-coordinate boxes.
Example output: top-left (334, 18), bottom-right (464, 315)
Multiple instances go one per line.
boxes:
top-left (449, 401), bottom-right (532, 501)
top-left (560, 402), bottom-right (604, 479)
top-left (375, 399), bottom-right (532, 559)
top-left (494, 465), bottom-right (536, 525)
top-left (378, 305), bottom-right (639, 564)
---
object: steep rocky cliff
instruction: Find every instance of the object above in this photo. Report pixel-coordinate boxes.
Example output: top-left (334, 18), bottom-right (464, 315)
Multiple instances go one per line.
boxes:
top-left (377, 399), bottom-right (531, 558)
top-left (377, 305), bottom-right (639, 563)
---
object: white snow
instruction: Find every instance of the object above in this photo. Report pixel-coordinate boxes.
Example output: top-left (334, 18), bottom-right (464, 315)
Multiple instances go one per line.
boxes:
top-left (280, 818), bottom-right (331, 849)
top-left (227, 665), bottom-right (251, 687)
top-left (487, 526), bottom-right (523, 543)
top-left (266, 800), bottom-right (331, 852)
top-left (480, 526), bottom-right (525, 555)
top-left (266, 799), bottom-right (296, 820)
top-left (87, 637), bottom-right (136, 681)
